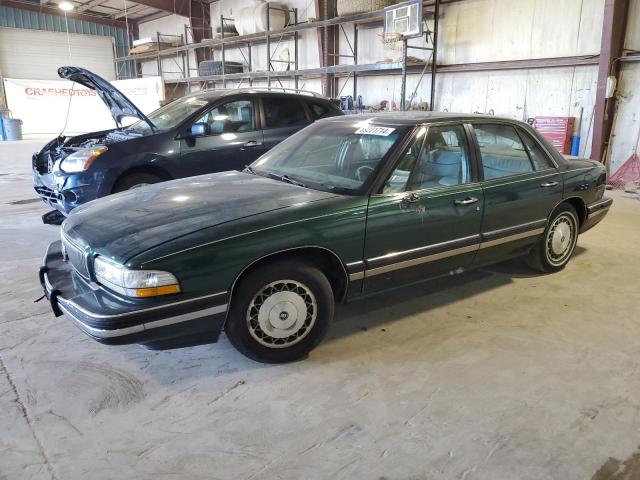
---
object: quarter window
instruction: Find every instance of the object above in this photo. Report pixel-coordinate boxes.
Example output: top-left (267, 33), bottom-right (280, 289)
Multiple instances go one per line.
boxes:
top-left (263, 97), bottom-right (308, 128)
top-left (195, 99), bottom-right (254, 134)
top-left (474, 124), bottom-right (533, 179)
top-left (308, 101), bottom-right (332, 119)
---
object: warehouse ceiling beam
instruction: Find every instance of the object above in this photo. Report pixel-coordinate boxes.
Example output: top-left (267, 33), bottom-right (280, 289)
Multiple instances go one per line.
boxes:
top-left (134, 9), bottom-right (171, 23)
top-left (112, 5), bottom-right (147, 18)
top-left (121, 0), bottom-right (190, 16)
top-left (76, 0), bottom-right (108, 13)
top-left (0, 0), bottom-right (130, 27)
top-left (591, 0), bottom-right (630, 163)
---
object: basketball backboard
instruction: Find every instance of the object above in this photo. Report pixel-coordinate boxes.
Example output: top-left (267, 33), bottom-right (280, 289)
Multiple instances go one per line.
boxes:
top-left (383, 0), bottom-right (423, 39)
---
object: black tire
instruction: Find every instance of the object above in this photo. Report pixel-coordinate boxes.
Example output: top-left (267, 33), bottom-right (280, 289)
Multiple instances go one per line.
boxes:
top-left (527, 203), bottom-right (579, 273)
top-left (113, 173), bottom-right (163, 193)
top-left (225, 261), bottom-right (334, 363)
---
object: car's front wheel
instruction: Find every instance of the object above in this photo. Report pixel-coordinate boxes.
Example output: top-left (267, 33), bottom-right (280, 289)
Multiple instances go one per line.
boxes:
top-left (527, 203), bottom-right (579, 273)
top-left (113, 172), bottom-right (163, 192)
top-left (225, 261), bottom-right (334, 363)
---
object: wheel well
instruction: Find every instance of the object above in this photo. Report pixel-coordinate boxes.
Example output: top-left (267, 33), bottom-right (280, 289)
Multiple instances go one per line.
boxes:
top-left (563, 197), bottom-right (587, 226)
top-left (229, 247), bottom-right (349, 305)
top-left (112, 165), bottom-right (173, 193)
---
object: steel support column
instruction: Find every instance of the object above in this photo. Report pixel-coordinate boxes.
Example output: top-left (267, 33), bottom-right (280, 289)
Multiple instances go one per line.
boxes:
top-left (316, 0), bottom-right (337, 97)
top-left (590, 0), bottom-right (630, 162)
top-left (189, 0), bottom-right (211, 67)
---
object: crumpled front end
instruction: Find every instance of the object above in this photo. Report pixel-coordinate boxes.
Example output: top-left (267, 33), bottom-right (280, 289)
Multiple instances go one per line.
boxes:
top-left (31, 132), bottom-right (127, 218)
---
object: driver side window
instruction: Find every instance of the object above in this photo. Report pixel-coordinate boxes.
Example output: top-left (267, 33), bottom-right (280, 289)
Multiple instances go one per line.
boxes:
top-left (195, 99), bottom-right (255, 135)
top-left (383, 124), bottom-right (471, 193)
top-left (382, 128), bottom-right (425, 193)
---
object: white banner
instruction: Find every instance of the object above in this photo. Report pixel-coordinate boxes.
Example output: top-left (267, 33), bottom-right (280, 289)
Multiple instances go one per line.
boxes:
top-left (3, 77), bottom-right (165, 135)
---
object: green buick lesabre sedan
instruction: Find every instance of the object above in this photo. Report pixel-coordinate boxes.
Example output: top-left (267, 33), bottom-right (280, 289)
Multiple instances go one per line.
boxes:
top-left (39, 113), bottom-right (612, 363)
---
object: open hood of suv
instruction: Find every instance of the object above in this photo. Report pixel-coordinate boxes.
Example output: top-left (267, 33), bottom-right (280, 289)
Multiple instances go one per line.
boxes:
top-left (58, 66), bottom-right (156, 130)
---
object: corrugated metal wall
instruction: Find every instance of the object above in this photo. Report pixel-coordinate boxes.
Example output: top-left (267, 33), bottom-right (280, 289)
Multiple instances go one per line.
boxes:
top-left (0, 5), bottom-right (133, 78)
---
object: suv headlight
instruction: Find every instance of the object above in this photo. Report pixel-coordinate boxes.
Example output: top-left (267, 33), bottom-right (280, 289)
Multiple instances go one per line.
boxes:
top-left (60, 146), bottom-right (108, 173)
top-left (93, 256), bottom-right (180, 298)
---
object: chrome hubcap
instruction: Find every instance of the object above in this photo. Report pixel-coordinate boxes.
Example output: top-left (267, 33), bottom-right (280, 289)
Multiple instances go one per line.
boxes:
top-left (247, 280), bottom-right (316, 348)
top-left (551, 222), bottom-right (571, 255)
top-left (546, 214), bottom-right (576, 266)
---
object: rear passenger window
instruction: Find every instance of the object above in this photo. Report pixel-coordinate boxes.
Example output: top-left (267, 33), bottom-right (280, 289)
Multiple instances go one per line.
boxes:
top-left (519, 129), bottom-right (555, 171)
top-left (308, 101), bottom-right (332, 119)
top-left (474, 124), bottom-right (533, 180)
top-left (263, 97), bottom-right (308, 128)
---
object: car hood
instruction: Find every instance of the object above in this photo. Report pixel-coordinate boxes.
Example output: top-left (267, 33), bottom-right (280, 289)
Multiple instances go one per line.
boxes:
top-left (58, 66), bottom-right (155, 129)
top-left (62, 172), bottom-right (339, 262)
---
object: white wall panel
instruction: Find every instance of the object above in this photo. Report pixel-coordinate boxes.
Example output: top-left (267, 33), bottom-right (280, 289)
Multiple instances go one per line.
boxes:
top-left (609, 63), bottom-right (640, 172)
top-left (625, 0), bottom-right (640, 50)
top-left (341, 64), bottom-right (597, 156)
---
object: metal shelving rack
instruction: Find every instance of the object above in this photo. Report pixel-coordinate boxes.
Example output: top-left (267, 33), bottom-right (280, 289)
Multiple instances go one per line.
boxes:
top-left (114, 0), bottom-right (440, 109)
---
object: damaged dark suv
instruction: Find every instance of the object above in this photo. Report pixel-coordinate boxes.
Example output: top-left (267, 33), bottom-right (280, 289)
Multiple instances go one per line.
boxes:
top-left (32, 67), bottom-right (342, 223)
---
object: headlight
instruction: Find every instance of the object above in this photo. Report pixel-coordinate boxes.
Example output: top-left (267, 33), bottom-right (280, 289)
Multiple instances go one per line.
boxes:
top-left (93, 256), bottom-right (180, 298)
top-left (60, 146), bottom-right (108, 173)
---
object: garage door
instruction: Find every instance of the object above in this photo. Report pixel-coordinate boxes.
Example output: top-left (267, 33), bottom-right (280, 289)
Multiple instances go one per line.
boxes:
top-left (0, 27), bottom-right (115, 81)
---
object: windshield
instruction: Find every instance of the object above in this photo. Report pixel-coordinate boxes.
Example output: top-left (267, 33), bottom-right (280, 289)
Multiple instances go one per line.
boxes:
top-left (129, 96), bottom-right (209, 131)
top-left (251, 120), bottom-right (407, 194)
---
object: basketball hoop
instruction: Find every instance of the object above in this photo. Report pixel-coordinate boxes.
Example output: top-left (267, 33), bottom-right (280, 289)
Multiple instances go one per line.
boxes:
top-left (379, 32), bottom-right (404, 62)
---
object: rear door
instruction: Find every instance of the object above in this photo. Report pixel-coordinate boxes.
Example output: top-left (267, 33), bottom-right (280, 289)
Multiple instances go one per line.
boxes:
top-left (362, 123), bottom-right (484, 293)
top-left (178, 96), bottom-right (265, 175)
top-left (471, 122), bottom-right (563, 265)
top-left (261, 95), bottom-right (312, 150)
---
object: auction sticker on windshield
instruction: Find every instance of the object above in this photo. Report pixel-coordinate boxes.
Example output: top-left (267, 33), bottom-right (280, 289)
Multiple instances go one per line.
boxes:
top-left (355, 126), bottom-right (395, 136)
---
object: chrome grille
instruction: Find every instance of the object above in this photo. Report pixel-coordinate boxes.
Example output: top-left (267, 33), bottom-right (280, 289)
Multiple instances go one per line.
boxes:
top-left (62, 235), bottom-right (90, 279)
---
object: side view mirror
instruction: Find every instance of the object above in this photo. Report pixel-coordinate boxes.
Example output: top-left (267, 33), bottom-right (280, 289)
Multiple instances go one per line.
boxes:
top-left (190, 123), bottom-right (210, 137)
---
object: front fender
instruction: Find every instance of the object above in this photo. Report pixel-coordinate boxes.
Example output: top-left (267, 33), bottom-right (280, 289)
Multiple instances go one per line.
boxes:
top-left (129, 197), bottom-right (369, 298)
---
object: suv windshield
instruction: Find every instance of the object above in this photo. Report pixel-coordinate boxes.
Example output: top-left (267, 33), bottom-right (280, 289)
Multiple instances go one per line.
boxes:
top-left (129, 96), bottom-right (210, 131)
top-left (251, 120), bottom-right (407, 194)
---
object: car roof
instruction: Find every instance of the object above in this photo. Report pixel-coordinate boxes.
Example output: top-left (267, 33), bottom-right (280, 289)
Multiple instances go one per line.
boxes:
top-left (321, 111), bottom-right (526, 126)
top-left (181, 88), bottom-right (332, 103)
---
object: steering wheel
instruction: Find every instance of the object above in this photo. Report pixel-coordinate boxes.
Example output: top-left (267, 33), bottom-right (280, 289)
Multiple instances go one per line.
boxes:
top-left (355, 165), bottom-right (375, 182)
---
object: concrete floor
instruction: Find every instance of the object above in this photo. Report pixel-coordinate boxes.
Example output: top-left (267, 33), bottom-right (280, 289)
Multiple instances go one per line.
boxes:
top-left (1, 139), bottom-right (640, 480)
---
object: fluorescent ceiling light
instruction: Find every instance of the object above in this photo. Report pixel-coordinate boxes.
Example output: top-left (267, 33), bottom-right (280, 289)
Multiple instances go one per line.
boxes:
top-left (59, 1), bottom-right (74, 10)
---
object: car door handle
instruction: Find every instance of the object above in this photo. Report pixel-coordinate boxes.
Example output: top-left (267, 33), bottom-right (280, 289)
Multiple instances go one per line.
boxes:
top-left (540, 181), bottom-right (559, 188)
top-left (401, 193), bottom-right (420, 204)
top-left (243, 141), bottom-right (263, 148)
top-left (454, 196), bottom-right (479, 205)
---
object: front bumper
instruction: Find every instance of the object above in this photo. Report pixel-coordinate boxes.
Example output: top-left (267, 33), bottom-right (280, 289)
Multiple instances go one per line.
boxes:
top-left (39, 240), bottom-right (228, 349)
top-left (32, 167), bottom-right (69, 215)
top-left (31, 166), bottom-right (115, 217)
top-left (580, 197), bottom-right (613, 233)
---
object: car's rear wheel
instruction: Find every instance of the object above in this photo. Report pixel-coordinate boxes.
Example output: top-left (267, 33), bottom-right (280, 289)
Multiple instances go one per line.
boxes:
top-left (113, 173), bottom-right (163, 192)
top-left (225, 261), bottom-right (334, 363)
top-left (527, 203), bottom-right (579, 273)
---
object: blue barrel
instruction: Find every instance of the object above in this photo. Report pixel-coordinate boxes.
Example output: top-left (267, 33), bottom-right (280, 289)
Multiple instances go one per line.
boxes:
top-left (2, 118), bottom-right (23, 141)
